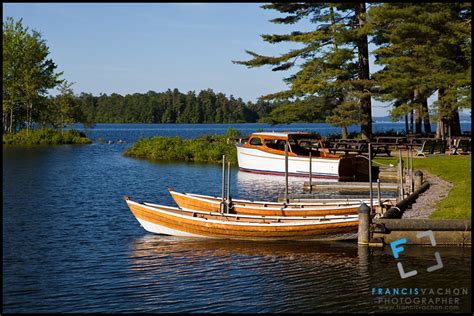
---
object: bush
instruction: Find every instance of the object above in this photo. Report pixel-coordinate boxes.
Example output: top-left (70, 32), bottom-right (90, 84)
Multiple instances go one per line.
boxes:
top-left (123, 129), bottom-right (239, 164)
top-left (3, 128), bottom-right (92, 145)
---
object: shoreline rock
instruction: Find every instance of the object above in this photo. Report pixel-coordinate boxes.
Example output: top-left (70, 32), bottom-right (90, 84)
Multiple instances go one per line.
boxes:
top-left (402, 171), bottom-right (453, 219)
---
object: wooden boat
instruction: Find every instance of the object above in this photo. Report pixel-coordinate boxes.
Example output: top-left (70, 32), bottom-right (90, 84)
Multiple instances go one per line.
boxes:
top-left (124, 196), bottom-right (358, 241)
top-left (236, 132), bottom-right (370, 180)
top-left (168, 189), bottom-right (385, 216)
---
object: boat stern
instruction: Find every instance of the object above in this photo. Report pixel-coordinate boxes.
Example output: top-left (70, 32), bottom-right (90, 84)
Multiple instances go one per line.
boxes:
top-left (338, 156), bottom-right (379, 181)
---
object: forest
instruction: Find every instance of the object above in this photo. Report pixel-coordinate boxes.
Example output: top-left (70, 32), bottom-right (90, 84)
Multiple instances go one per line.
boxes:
top-left (74, 89), bottom-right (276, 124)
top-left (3, 3), bottom-right (471, 139)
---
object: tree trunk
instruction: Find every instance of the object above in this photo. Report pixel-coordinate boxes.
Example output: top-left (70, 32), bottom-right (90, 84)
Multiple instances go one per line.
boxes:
top-left (10, 108), bottom-right (13, 133)
top-left (404, 113), bottom-right (409, 135)
top-left (436, 88), bottom-right (446, 139)
top-left (421, 97), bottom-right (431, 134)
top-left (341, 126), bottom-right (348, 139)
top-left (355, 3), bottom-right (372, 140)
top-left (415, 106), bottom-right (422, 134)
top-left (26, 104), bottom-right (30, 135)
top-left (409, 109), bottom-right (414, 134)
top-left (449, 110), bottom-right (461, 136)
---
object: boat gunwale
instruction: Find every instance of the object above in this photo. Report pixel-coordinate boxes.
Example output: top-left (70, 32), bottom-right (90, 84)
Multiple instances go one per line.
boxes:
top-left (237, 145), bottom-right (341, 161)
top-left (168, 190), bottom-right (384, 208)
top-left (169, 191), bottom-right (364, 211)
top-left (128, 200), bottom-right (359, 225)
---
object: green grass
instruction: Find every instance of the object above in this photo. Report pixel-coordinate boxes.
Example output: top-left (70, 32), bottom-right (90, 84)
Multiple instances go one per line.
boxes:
top-left (3, 128), bottom-right (92, 145)
top-left (123, 129), bottom-right (239, 164)
top-left (374, 155), bottom-right (471, 219)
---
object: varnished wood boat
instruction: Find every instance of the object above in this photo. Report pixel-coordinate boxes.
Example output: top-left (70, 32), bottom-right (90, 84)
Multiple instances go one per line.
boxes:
top-left (168, 189), bottom-right (376, 216)
top-left (124, 196), bottom-right (358, 241)
top-left (236, 132), bottom-right (370, 180)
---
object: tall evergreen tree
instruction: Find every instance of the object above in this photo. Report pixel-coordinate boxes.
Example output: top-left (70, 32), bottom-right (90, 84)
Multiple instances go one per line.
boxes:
top-left (370, 3), bottom-right (471, 137)
top-left (233, 3), bottom-right (374, 139)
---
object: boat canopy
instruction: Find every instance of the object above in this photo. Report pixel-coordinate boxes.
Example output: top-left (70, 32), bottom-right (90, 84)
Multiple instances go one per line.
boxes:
top-left (251, 132), bottom-right (320, 140)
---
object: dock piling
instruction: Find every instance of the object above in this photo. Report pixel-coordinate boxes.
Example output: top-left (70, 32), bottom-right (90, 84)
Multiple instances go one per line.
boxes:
top-left (377, 178), bottom-right (382, 209)
top-left (220, 155), bottom-right (226, 214)
top-left (398, 150), bottom-right (404, 200)
top-left (414, 170), bottom-right (423, 191)
top-left (309, 151), bottom-right (312, 193)
top-left (284, 142), bottom-right (289, 203)
top-left (410, 147), bottom-right (414, 193)
top-left (368, 143), bottom-right (373, 212)
top-left (226, 161), bottom-right (231, 212)
top-left (358, 203), bottom-right (371, 245)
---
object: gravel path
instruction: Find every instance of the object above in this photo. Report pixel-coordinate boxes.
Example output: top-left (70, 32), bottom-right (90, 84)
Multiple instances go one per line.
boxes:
top-left (401, 171), bottom-right (453, 219)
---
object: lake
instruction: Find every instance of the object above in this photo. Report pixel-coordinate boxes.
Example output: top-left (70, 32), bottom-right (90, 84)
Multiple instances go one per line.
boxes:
top-left (2, 123), bottom-right (472, 313)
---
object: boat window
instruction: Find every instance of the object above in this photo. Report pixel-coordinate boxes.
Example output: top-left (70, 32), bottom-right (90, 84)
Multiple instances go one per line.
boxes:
top-left (249, 137), bottom-right (262, 146)
top-left (265, 139), bottom-right (286, 151)
top-left (288, 137), bottom-right (313, 156)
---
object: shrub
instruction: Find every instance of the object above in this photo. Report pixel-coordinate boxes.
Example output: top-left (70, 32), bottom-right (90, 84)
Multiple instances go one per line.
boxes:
top-left (2, 128), bottom-right (92, 145)
top-left (123, 131), bottom-right (239, 164)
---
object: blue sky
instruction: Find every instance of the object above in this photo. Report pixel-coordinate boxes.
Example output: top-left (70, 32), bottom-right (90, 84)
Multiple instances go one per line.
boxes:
top-left (3, 3), bottom-right (412, 117)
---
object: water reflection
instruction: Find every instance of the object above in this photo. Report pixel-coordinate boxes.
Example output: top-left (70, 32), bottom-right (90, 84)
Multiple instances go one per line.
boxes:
top-left (127, 235), bottom-right (471, 313)
top-left (128, 235), bottom-right (371, 313)
top-left (236, 171), bottom-right (310, 201)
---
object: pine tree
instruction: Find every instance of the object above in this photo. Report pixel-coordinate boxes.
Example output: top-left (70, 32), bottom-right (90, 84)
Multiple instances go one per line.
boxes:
top-left (233, 3), bottom-right (374, 139)
top-left (370, 3), bottom-right (471, 137)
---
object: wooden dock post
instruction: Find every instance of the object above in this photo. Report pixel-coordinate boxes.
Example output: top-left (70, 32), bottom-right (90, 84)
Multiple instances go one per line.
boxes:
top-left (284, 142), bottom-right (289, 203)
top-left (220, 155), bottom-right (226, 214)
top-left (368, 143), bottom-right (373, 212)
top-left (308, 151), bottom-right (312, 193)
top-left (226, 161), bottom-right (231, 213)
top-left (377, 178), bottom-right (382, 208)
top-left (398, 150), bottom-right (404, 200)
top-left (414, 170), bottom-right (423, 191)
top-left (409, 147), bottom-right (414, 193)
top-left (358, 203), bottom-right (371, 245)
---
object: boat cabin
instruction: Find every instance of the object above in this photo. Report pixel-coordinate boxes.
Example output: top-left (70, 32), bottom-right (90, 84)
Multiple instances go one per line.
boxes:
top-left (244, 132), bottom-right (337, 158)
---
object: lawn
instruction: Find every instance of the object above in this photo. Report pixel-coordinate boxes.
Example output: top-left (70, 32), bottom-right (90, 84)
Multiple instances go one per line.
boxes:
top-left (374, 154), bottom-right (471, 219)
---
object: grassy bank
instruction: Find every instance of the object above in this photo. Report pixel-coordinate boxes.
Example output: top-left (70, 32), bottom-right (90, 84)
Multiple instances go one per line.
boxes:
top-left (3, 128), bottom-right (92, 145)
top-left (123, 130), bottom-right (239, 164)
top-left (374, 155), bottom-right (471, 219)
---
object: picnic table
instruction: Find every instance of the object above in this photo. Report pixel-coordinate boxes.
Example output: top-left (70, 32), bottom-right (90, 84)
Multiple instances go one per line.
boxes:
top-left (328, 139), bottom-right (391, 158)
top-left (374, 136), bottom-right (408, 150)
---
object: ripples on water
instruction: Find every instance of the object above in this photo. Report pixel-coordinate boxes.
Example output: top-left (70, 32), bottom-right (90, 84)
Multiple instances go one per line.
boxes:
top-left (3, 123), bottom-right (472, 313)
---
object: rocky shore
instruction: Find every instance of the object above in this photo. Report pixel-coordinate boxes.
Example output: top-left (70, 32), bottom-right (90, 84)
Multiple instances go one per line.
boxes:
top-left (402, 171), bottom-right (454, 219)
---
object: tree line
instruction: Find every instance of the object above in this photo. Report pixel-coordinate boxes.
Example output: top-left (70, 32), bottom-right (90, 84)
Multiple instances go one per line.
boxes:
top-left (233, 3), bottom-right (471, 138)
top-left (74, 89), bottom-right (275, 124)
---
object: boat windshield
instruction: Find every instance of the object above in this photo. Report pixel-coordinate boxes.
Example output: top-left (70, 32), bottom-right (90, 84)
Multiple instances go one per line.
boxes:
top-left (288, 135), bottom-right (322, 156)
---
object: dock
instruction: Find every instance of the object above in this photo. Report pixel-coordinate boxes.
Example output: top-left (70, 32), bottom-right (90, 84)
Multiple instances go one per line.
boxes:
top-left (371, 218), bottom-right (471, 245)
top-left (271, 142), bottom-right (470, 248)
top-left (302, 181), bottom-right (399, 191)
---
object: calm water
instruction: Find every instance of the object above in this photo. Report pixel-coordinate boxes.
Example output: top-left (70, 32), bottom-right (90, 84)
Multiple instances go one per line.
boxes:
top-left (3, 123), bottom-right (472, 313)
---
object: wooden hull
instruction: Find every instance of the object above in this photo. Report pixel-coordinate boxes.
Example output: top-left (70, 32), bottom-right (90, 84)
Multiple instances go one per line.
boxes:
top-left (169, 190), bottom-right (366, 216)
top-left (236, 144), bottom-right (340, 179)
top-left (125, 197), bottom-right (358, 241)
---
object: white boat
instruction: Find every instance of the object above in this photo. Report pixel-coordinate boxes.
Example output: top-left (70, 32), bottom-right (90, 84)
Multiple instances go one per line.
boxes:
top-left (236, 132), bottom-right (369, 180)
